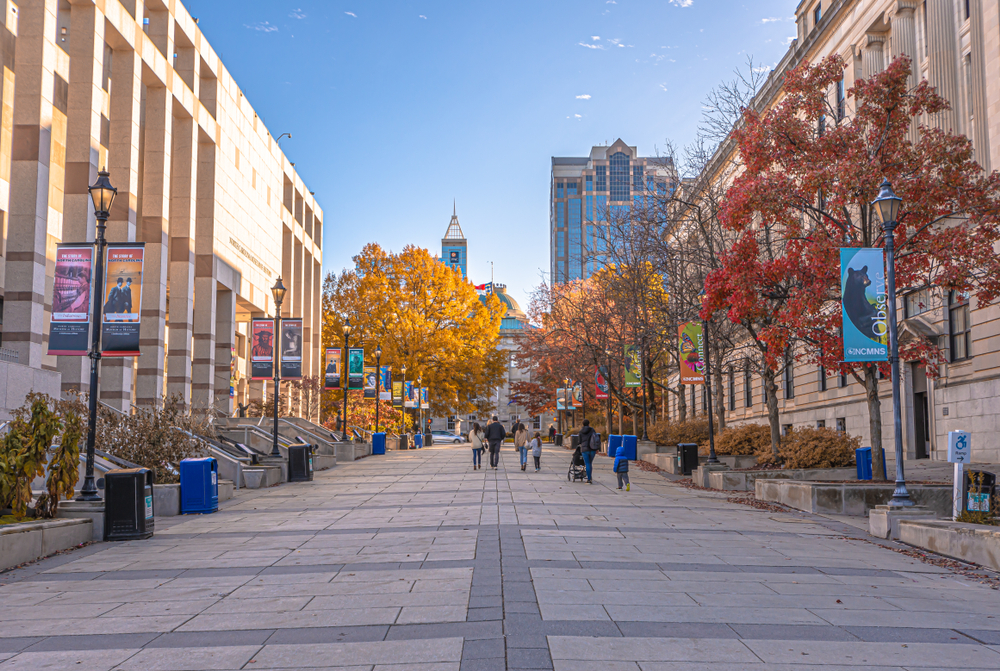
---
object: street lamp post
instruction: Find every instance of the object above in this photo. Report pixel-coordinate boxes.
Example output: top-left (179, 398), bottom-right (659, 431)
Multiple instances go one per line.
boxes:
top-left (417, 376), bottom-right (423, 436)
top-left (270, 277), bottom-right (287, 458)
top-left (563, 377), bottom-right (570, 435)
top-left (605, 350), bottom-right (614, 434)
top-left (872, 179), bottom-right (912, 506)
top-left (400, 363), bottom-right (408, 435)
top-left (77, 169), bottom-right (117, 502)
top-left (699, 290), bottom-right (719, 465)
top-left (374, 345), bottom-right (382, 433)
top-left (341, 319), bottom-right (352, 442)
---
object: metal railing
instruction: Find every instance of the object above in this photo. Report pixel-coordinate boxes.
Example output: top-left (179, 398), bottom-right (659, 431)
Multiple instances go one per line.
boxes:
top-left (0, 346), bottom-right (18, 363)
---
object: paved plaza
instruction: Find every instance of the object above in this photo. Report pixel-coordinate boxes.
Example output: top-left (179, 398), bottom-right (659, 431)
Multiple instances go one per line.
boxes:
top-left (2, 446), bottom-right (1000, 670)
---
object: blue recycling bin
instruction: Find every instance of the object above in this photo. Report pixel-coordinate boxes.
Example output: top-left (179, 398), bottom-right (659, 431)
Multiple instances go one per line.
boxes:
top-left (856, 447), bottom-right (872, 480)
top-left (179, 457), bottom-right (218, 514)
top-left (621, 435), bottom-right (638, 461)
top-left (372, 432), bottom-right (386, 455)
top-left (608, 434), bottom-right (623, 456)
top-left (414, 433), bottom-right (423, 448)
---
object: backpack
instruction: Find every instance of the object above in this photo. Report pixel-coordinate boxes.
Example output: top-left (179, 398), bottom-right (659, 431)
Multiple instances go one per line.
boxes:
top-left (589, 431), bottom-right (601, 452)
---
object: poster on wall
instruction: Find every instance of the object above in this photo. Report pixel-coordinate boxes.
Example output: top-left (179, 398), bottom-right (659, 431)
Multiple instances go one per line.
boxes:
top-left (392, 380), bottom-right (403, 407)
top-left (324, 348), bottom-right (341, 389)
top-left (363, 367), bottom-right (377, 398)
top-left (595, 366), bottom-right (609, 400)
top-left (421, 387), bottom-right (429, 410)
top-left (347, 348), bottom-right (365, 390)
top-left (101, 244), bottom-right (145, 356)
top-left (841, 248), bottom-right (889, 362)
top-left (679, 321), bottom-right (705, 384)
top-left (404, 381), bottom-right (414, 408)
top-left (624, 345), bottom-right (642, 387)
top-left (48, 244), bottom-right (94, 355)
top-left (280, 319), bottom-right (303, 379)
top-left (251, 318), bottom-right (275, 379)
top-left (380, 367), bottom-right (392, 400)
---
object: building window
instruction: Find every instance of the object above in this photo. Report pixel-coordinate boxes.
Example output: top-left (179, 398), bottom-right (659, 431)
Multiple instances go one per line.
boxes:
top-left (949, 290), bottom-right (971, 361)
top-left (447, 416), bottom-right (455, 430)
top-left (964, 53), bottom-right (973, 121)
top-left (817, 114), bottom-right (826, 137)
top-left (836, 417), bottom-right (846, 433)
top-left (813, 2), bottom-right (821, 27)
top-left (586, 176), bottom-right (593, 192)
top-left (965, 0), bottom-right (970, 19)
top-left (656, 181), bottom-right (667, 195)
top-left (595, 195), bottom-right (607, 221)
top-left (595, 165), bottom-right (607, 192)
top-left (904, 288), bottom-right (932, 318)
top-left (836, 79), bottom-right (845, 120)
top-left (633, 165), bottom-right (644, 189)
top-left (586, 195), bottom-right (594, 221)
top-left (782, 424), bottom-right (793, 437)
top-left (533, 415), bottom-right (541, 430)
top-left (744, 363), bottom-right (753, 407)
top-left (783, 352), bottom-right (795, 399)
top-left (839, 370), bottom-right (848, 388)
top-left (556, 182), bottom-right (564, 198)
top-left (557, 201), bottom-right (565, 227)
top-left (816, 419), bottom-right (826, 429)
top-left (728, 368), bottom-right (736, 411)
top-left (568, 199), bottom-right (582, 280)
top-left (567, 181), bottom-right (578, 196)
top-left (818, 365), bottom-right (827, 392)
top-left (609, 152), bottom-right (631, 201)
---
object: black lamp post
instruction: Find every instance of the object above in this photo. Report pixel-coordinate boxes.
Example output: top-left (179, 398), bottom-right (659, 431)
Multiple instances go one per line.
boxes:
top-left (400, 363), bottom-right (407, 435)
top-left (77, 169), bottom-right (117, 502)
top-left (604, 349), bottom-right (614, 433)
top-left (341, 319), bottom-right (352, 442)
top-left (374, 345), bottom-right (382, 433)
top-left (640, 340), bottom-right (649, 441)
top-left (872, 179), bottom-right (912, 506)
top-left (699, 290), bottom-right (719, 465)
top-left (417, 376), bottom-right (423, 434)
top-left (270, 277), bottom-right (286, 458)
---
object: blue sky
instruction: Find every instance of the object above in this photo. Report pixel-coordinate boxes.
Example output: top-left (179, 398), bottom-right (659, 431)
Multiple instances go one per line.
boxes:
top-left (184, 0), bottom-right (797, 306)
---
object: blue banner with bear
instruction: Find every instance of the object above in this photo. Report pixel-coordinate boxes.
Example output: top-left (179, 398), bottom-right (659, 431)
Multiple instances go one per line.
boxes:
top-left (841, 248), bottom-right (888, 362)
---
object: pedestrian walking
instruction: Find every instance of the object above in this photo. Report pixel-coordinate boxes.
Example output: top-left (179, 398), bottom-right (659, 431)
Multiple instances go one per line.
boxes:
top-left (548, 424), bottom-right (556, 442)
top-left (578, 419), bottom-right (598, 483)
top-left (514, 422), bottom-right (529, 471)
top-left (531, 431), bottom-right (542, 471)
top-left (485, 415), bottom-right (506, 469)
top-left (613, 445), bottom-right (630, 491)
top-left (470, 422), bottom-right (486, 470)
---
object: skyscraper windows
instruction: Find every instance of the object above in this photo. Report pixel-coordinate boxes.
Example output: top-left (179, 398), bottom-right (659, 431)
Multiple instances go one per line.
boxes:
top-left (609, 152), bottom-right (630, 201)
top-left (596, 166), bottom-right (607, 192)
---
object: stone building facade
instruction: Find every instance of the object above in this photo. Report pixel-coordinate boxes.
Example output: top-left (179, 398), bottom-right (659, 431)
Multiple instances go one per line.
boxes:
top-left (677, 0), bottom-right (1000, 463)
top-left (0, 0), bottom-right (323, 418)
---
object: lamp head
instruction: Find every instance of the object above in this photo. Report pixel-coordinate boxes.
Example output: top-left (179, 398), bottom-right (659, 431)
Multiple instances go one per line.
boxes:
top-left (872, 178), bottom-right (902, 227)
top-left (401, 363), bottom-right (407, 375)
top-left (375, 344), bottom-right (382, 358)
top-left (89, 168), bottom-right (117, 218)
top-left (342, 318), bottom-right (352, 337)
top-left (270, 276), bottom-right (287, 307)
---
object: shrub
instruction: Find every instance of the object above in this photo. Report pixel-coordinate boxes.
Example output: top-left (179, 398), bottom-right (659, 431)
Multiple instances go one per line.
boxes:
top-left (705, 423), bottom-right (771, 456)
top-left (648, 419), bottom-right (711, 447)
top-left (756, 427), bottom-right (859, 470)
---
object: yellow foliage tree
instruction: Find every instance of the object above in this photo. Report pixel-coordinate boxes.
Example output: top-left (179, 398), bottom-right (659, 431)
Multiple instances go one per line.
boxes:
top-left (323, 243), bottom-right (507, 419)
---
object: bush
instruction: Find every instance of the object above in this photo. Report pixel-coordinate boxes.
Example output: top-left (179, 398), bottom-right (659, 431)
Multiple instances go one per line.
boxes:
top-left (756, 427), bottom-right (859, 470)
top-left (705, 423), bottom-right (771, 456)
top-left (648, 419), bottom-right (711, 447)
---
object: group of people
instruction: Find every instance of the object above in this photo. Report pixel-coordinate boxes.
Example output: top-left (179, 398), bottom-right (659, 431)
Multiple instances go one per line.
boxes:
top-left (469, 416), bottom-right (543, 471)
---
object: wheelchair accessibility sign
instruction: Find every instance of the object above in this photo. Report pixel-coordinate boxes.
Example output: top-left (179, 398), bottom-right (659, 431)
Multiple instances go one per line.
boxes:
top-left (948, 431), bottom-right (971, 463)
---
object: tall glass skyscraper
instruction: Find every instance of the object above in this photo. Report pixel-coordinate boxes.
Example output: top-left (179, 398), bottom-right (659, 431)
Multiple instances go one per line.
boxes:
top-left (550, 139), bottom-right (674, 284)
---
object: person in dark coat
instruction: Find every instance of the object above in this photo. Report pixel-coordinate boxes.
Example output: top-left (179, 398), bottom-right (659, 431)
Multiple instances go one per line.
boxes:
top-left (485, 415), bottom-right (506, 469)
top-left (548, 424), bottom-right (556, 442)
top-left (578, 419), bottom-right (597, 483)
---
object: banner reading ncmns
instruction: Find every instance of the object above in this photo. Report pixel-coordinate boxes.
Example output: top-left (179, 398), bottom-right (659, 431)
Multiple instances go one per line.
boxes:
top-left (679, 321), bottom-right (705, 384)
top-left (363, 367), bottom-right (377, 398)
top-left (101, 244), bottom-right (144, 356)
top-left (379, 367), bottom-right (392, 400)
top-left (595, 367), bottom-right (609, 400)
top-left (324, 348), bottom-right (341, 389)
top-left (49, 244), bottom-right (94, 355)
top-left (251, 319), bottom-right (275, 379)
top-left (280, 319), bottom-right (303, 379)
top-left (348, 348), bottom-right (365, 390)
top-left (624, 345), bottom-right (642, 387)
top-left (841, 248), bottom-right (889, 362)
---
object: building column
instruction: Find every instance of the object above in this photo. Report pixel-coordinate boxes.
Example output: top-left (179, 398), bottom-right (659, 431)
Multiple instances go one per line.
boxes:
top-left (925, 0), bottom-right (961, 132)
top-left (984, 0), bottom-right (1000, 173)
top-left (213, 287), bottom-right (235, 415)
top-left (190, 138), bottom-right (217, 413)
top-left (166, 116), bottom-right (196, 405)
top-left (890, 1), bottom-right (921, 141)
top-left (862, 33), bottom-right (887, 80)
top-left (6, 0), bottom-right (58, 371)
top-left (969, 0), bottom-right (992, 171)
top-left (136, 86), bottom-right (171, 407)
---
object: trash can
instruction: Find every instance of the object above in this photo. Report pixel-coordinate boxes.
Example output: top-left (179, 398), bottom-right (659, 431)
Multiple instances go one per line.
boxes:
top-left (677, 443), bottom-right (699, 476)
top-left (399, 434), bottom-right (409, 450)
top-left (856, 447), bottom-right (873, 480)
top-left (179, 457), bottom-right (218, 514)
top-left (570, 434), bottom-right (580, 451)
top-left (621, 435), bottom-right (637, 461)
top-left (965, 470), bottom-right (997, 513)
top-left (414, 433), bottom-right (423, 449)
top-left (372, 432), bottom-right (386, 455)
top-left (287, 444), bottom-right (314, 482)
top-left (424, 432), bottom-right (433, 447)
top-left (608, 435), bottom-right (623, 456)
top-left (554, 433), bottom-right (563, 446)
top-left (104, 467), bottom-right (154, 541)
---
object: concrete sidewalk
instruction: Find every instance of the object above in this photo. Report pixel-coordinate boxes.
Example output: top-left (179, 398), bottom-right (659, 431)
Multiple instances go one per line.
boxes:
top-left (0, 444), bottom-right (998, 670)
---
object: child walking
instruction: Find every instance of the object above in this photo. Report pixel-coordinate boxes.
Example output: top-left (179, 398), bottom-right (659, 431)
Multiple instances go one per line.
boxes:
top-left (530, 431), bottom-right (542, 471)
top-left (613, 445), bottom-right (630, 491)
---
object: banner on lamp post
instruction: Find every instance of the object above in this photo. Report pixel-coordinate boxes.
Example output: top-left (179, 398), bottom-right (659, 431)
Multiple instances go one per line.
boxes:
top-left (379, 367), bottom-right (392, 401)
top-left (392, 380), bottom-right (403, 407)
top-left (363, 367), bottom-right (377, 398)
top-left (555, 388), bottom-right (569, 411)
top-left (840, 248), bottom-right (889, 362)
top-left (404, 381), bottom-right (415, 408)
top-left (324, 348), bottom-right (341, 389)
top-left (100, 244), bottom-right (144, 357)
top-left (251, 319), bottom-right (275, 380)
top-left (572, 382), bottom-right (583, 408)
top-left (347, 348), bottom-right (365, 390)
top-left (280, 319), bottom-right (302, 379)
top-left (679, 321), bottom-right (705, 384)
top-left (49, 244), bottom-right (94, 355)
top-left (624, 345), bottom-right (641, 387)
top-left (421, 387), bottom-right (429, 410)
top-left (595, 366), bottom-right (609, 400)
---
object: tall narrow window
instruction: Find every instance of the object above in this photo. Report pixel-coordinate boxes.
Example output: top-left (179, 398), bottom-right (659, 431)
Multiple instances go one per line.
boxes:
top-left (609, 152), bottom-right (631, 201)
top-left (556, 182), bottom-right (564, 199)
top-left (836, 79), bottom-right (845, 120)
top-left (728, 368), bottom-right (736, 411)
top-left (818, 365), bottom-right (827, 392)
top-left (949, 290), bottom-right (971, 361)
top-left (595, 165), bottom-right (607, 192)
top-left (964, 53), bottom-right (974, 122)
top-left (839, 370), bottom-right (848, 388)
top-left (783, 352), bottom-right (795, 399)
top-left (586, 175), bottom-right (593, 192)
top-left (813, 2), bottom-right (821, 27)
top-left (744, 363), bottom-right (753, 408)
top-left (567, 181), bottom-right (578, 196)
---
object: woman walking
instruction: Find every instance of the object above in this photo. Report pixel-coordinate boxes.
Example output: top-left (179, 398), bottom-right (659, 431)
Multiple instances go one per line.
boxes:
top-left (530, 431), bottom-right (542, 471)
top-left (470, 422), bottom-right (486, 470)
top-left (514, 422), bottom-right (529, 471)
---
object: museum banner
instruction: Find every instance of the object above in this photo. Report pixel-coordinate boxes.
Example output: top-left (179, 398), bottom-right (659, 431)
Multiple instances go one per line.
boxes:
top-left (679, 321), bottom-right (705, 384)
top-left (49, 244), bottom-right (94, 355)
top-left (624, 345), bottom-right (641, 387)
top-left (392, 380), bottom-right (403, 407)
top-left (556, 388), bottom-right (569, 411)
top-left (404, 381), bottom-right (415, 408)
top-left (324, 348), bottom-right (341, 389)
top-left (101, 244), bottom-right (144, 356)
top-left (572, 382), bottom-right (583, 408)
top-left (421, 387), bottom-right (429, 410)
top-left (347, 347), bottom-right (365, 390)
top-left (280, 319), bottom-right (302, 379)
top-left (251, 318), bottom-right (275, 380)
top-left (379, 366), bottom-right (392, 400)
top-left (363, 366), bottom-right (377, 398)
top-left (595, 366), bottom-right (609, 400)
top-left (841, 248), bottom-right (889, 362)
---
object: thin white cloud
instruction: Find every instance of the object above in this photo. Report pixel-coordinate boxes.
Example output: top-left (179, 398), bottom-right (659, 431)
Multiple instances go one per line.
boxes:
top-left (669, 0), bottom-right (694, 6)
top-left (591, 36), bottom-right (601, 41)
top-left (289, 8), bottom-right (306, 19)
top-left (246, 21), bottom-right (278, 32)
top-left (345, 11), bottom-right (357, 18)
top-left (607, 1), bottom-right (617, 4)
top-left (576, 94), bottom-right (592, 99)
top-left (659, 83), bottom-right (668, 92)
top-left (579, 42), bottom-right (605, 49)
top-left (783, 35), bottom-right (796, 45)
top-left (419, 14), bottom-right (427, 19)
top-left (761, 16), bottom-right (793, 23)
top-left (574, 114), bottom-right (582, 118)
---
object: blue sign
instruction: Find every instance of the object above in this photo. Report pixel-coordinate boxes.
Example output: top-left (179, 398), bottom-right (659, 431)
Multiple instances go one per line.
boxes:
top-left (840, 248), bottom-right (888, 362)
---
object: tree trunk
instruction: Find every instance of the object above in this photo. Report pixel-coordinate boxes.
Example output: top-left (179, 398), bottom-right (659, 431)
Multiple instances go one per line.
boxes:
top-left (763, 368), bottom-right (781, 456)
top-left (864, 364), bottom-right (887, 481)
top-left (678, 384), bottom-right (687, 422)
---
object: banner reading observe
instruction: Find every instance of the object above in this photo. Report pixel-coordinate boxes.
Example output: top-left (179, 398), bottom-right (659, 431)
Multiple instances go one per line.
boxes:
top-left (280, 319), bottom-right (303, 379)
top-left (49, 244), bottom-right (94, 355)
top-left (392, 381), bottom-right (403, 407)
top-left (421, 387), bottom-right (429, 410)
top-left (101, 244), bottom-right (144, 356)
top-left (251, 319), bottom-right (275, 380)
top-left (624, 345), bottom-right (641, 388)
top-left (324, 348), bottom-right (341, 389)
top-left (595, 367), bottom-right (609, 400)
top-left (679, 321), bottom-right (705, 384)
top-left (363, 367), bottom-right (377, 398)
top-left (379, 367), bottom-right (392, 400)
top-left (404, 381), bottom-right (414, 408)
top-left (840, 248), bottom-right (889, 362)
top-left (347, 348), bottom-right (365, 390)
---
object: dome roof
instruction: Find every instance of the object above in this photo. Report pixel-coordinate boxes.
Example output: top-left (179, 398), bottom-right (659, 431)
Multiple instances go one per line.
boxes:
top-left (479, 283), bottom-right (526, 321)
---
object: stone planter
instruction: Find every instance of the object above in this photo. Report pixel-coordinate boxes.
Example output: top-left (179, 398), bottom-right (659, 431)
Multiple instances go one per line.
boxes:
top-left (898, 519), bottom-right (1000, 571)
top-left (755, 479), bottom-right (952, 517)
top-left (0, 518), bottom-right (92, 571)
top-left (709, 467), bottom-right (856, 492)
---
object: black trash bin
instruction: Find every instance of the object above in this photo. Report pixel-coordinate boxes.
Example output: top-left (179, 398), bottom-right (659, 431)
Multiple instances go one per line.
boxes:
top-left (399, 433), bottom-right (409, 450)
top-left (677, 443), bottom-right (699, 476)
top-left (288, 444), bottom-right (314, 482)
top-left (964, 470), bottom-right (997, 513)
top-left (570, 434), bottom-right (580, 451)
top-left (104, 467), bottom-right (154, 541)
top-left (554, 433), bottom-right (563, 446)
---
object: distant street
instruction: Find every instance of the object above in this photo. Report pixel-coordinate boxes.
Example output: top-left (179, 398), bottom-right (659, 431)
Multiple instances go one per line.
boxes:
top-left (2, 446), bottom-right (999, 670)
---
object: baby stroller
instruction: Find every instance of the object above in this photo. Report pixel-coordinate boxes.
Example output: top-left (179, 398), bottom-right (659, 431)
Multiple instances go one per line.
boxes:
top-left (568, 444), bottom-right (587, 482)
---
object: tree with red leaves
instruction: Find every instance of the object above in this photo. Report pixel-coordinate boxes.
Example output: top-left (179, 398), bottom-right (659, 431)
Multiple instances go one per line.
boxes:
top-left (705, 55), bottom-right (1000, 475)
